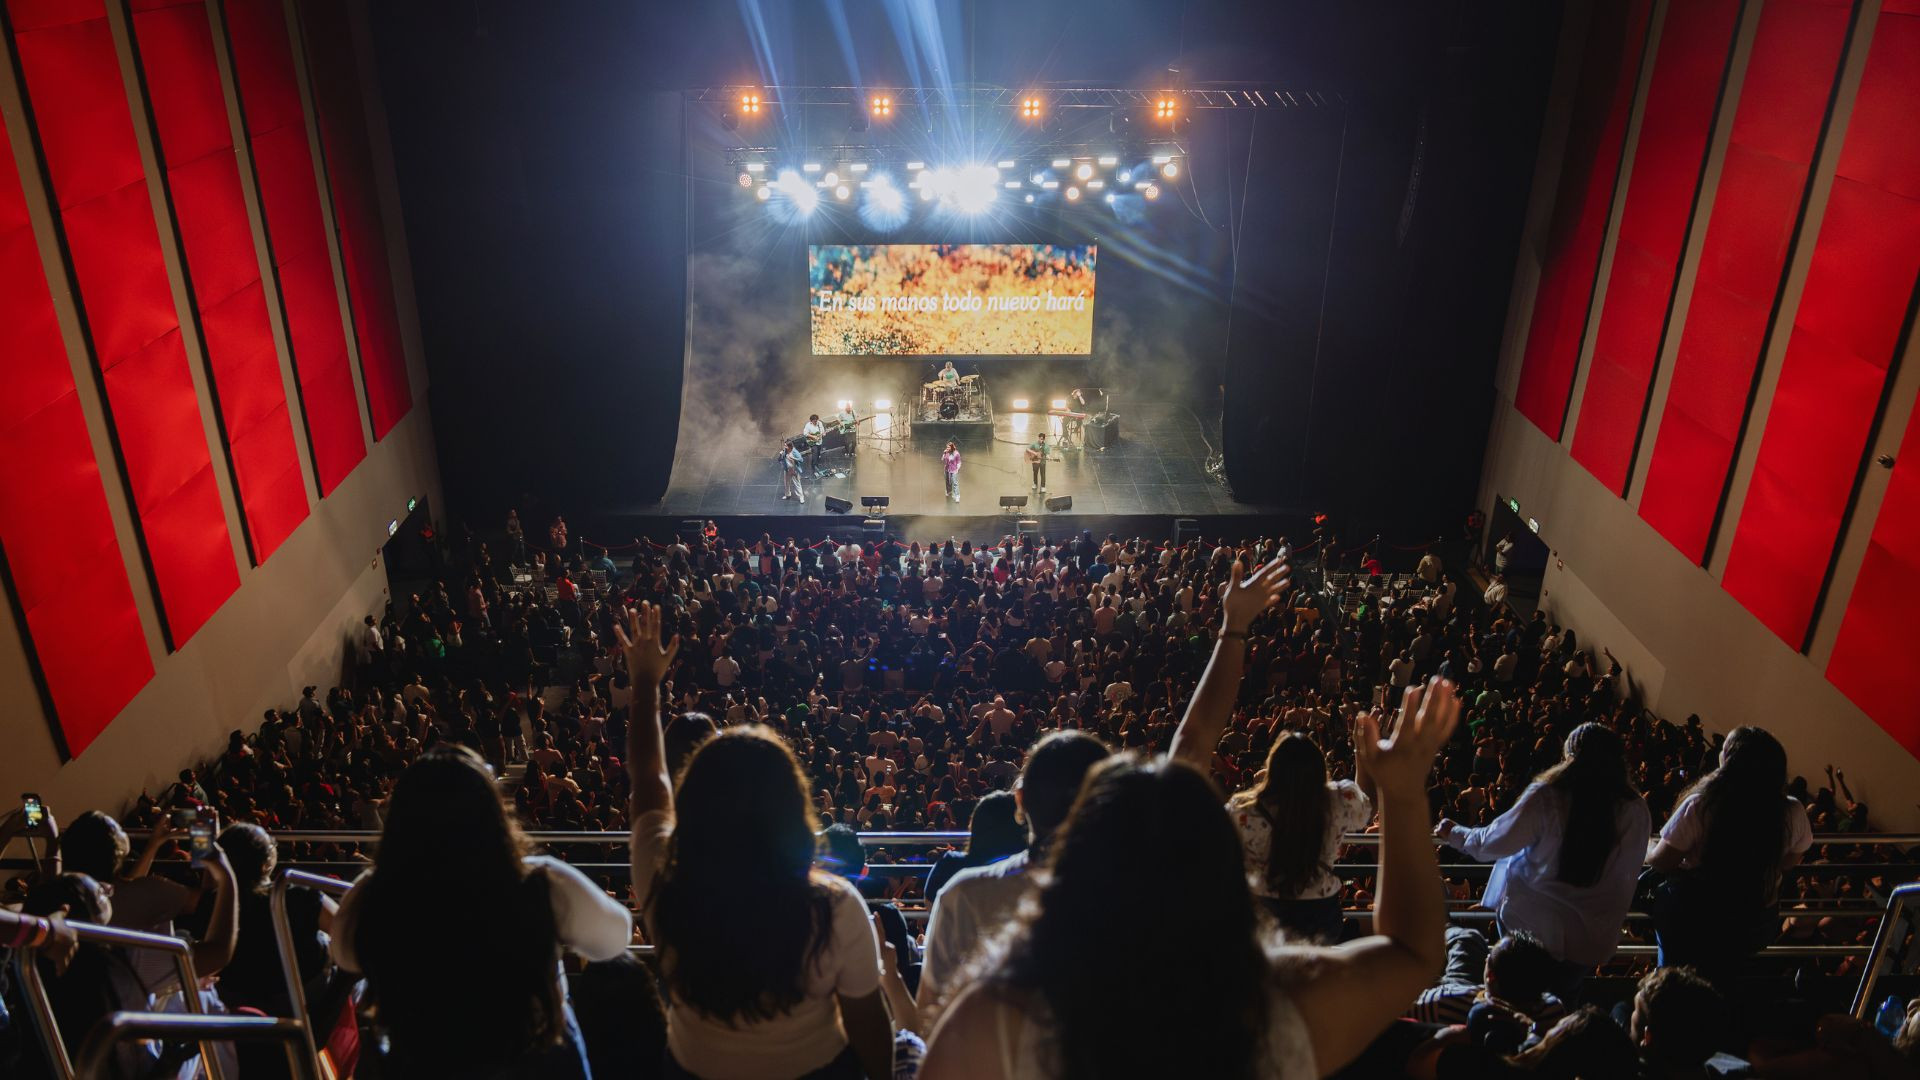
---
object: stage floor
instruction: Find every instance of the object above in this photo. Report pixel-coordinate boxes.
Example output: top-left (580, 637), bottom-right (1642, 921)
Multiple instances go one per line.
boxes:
top-left (648, 401), bottom-right (1267, 519)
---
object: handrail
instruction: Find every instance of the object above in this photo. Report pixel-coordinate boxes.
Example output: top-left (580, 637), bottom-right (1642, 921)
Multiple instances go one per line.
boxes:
top-left (271, 868), bottom-right (355, 1078)
top-left (1851, 880), bottom-right (1920, 1019)
top-left (16, 919), bottom-right (226, 1080)
top-left (149, 828), bottom-right (1920, 847)
top-left (73, 1012), bottom-right (316, 1080)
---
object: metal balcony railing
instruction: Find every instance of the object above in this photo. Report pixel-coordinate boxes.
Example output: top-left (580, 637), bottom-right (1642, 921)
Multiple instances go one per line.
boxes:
top-left (73, 1013), bottom-right (316, 1080)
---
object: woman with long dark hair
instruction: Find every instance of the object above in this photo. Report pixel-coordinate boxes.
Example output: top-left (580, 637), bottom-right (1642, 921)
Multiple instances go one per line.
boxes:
top-left (923, 789), bottom-right (1027, 902)
top-left (1645, 725), bottom-right (1811, 974)
top-left (621, 603), bottom-right (892, 1080)
top-left (920, 676), bottom-right (1463, 1080)
top-left (1228, 730), bottom-right (1375, 942)
top-left (331, 746), bottom-right (632, 1077)
top-left (1437, 723), bottom-right (1650, 975)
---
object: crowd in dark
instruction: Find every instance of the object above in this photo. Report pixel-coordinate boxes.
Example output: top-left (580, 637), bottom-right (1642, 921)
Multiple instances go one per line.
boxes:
top-left (2, 519), bottom-right (1915, 1079)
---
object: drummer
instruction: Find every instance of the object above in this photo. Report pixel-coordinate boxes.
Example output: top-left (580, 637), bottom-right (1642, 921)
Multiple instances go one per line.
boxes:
top-left (938, 360), bottom-right (960, 387)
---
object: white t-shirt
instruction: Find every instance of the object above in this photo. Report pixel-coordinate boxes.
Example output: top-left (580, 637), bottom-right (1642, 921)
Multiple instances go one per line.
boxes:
top-left (631, 809), bottom-right (882, 1079)
top-left (1658, 792), bottom-right (1813, 873)
top-left (330, 854), bottom-right (632, 973)
top-left (1230, 780), bottom-right (1373, 901)
top-left (920, 851), bottom-right (1039, 1021)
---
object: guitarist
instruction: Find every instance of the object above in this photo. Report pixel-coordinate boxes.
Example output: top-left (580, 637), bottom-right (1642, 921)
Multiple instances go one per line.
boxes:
top-left (836, 403), bottom-right (860, 457)
top-left (803, 413), bottom-right (826, 475)
top-left (1026, 431), bottom-right (1050, 492)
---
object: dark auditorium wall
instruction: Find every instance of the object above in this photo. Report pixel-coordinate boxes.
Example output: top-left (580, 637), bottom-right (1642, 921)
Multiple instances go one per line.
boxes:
top-left (0, 0), bottom-right (439, 814)
top-left (1482, 0), bottom-right (1920, 826)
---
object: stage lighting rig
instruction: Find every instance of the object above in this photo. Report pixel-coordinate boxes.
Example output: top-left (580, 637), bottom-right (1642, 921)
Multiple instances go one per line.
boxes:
top-left (1020, 94), bottom-right (1043, 120)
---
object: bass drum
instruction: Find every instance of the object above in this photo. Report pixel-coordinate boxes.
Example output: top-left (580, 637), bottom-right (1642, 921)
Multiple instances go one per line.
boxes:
top-left (938, 393), bottom-right (959, 420)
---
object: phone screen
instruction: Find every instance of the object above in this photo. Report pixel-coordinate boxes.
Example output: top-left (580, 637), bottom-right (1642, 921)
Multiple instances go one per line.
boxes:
top-left (21, 794), bottom-right (44, 829)
top-left (189, 814), bottom-right (215, 865)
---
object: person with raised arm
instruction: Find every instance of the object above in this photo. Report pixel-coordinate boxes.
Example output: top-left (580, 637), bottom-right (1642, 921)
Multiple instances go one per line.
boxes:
top-left (920, 672), bottom-right (1461, 1079)
top-left (621, 603), bottom-right (893, 1080)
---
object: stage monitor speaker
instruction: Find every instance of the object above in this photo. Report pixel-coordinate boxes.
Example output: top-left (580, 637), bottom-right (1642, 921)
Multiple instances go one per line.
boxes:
top-left (862, 517), bottom-right (887, 537)
top-left (861, 496), bottom-right (891, 509)
top-left (999, 495), bottom-right (1029, 509)
top-left (1016, 518), bottom-right (1040, 538)
top-left (1174, 517), bottom-right (1200, 545)
top-left (679, 518), bottom-right (705, 535)
top-left (1045, 495), bottom-right (1073, 512)
top-left (824, 496), bottom-right (853, 514)
top-left (1085, 414), bottom-right (1119, 450)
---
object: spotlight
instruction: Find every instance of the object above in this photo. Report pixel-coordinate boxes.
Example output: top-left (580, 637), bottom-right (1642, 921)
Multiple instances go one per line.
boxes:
top-left (740, 92), bottom-right (763, 115)
top-left (835, 184), bottom-right (851, 200)
top-left (997, 159), bottom-right (1016, 169)
top-left (1031, 172), bottom-right (1046, 185)
top-left (1161, 160), bottom-right (1180, 179)
top-left (776, 170), bottom-right (818, 214)
top-left (1104, 193), bottom-right (1114, 203)
top-left (866, 177), bottom-right (904, 215)
top-left (837, 400), bottom-right (853, 410)
top-left (907, 161), bottom-right (925, 171)
top-left (1012, 398), bottom-right (1031, 409)
top-left (1042, 180), bottom-right (1059, 189)
top-left (851, 162), bottom-right (868, 172)
top-left (1075, 162), bottom-right (1093, 180)
top-left (949, 164), bottom-right (1000, 214)
top-left (920, 186), bottom-right (933, 201)
top-left (1051, 398), bottom-right (1068, 409)
top-left (1065, 186), bottom-right (1080, 201)
top-left (1143, 183), bottom-right (1160, 200)
top-left (873, 398), bottom-right (892, 410)
top-left (746, 162), bottom-right (765, 173)
top-left (1097, 155), bottom-right (1118, 166)
top-left (1004, 181), bottom-right (1022, 189)
top-left (870, 94), bottom-right (893, 118)
top-left (803, 162), bottom-right (821, 173)
top-left (1024, 193), bottom-right (1034, 203)
top-left (1118, 169), bottom-right (1130, 183)
top-left (1087, 179), bottom-right (1105, 190)
top-left (1020, 95), bottom-right (1043, 120)
top-left (738, 172), bottom-right (753, 188)
top-left (755, 185), bottom-right (771, 202)
top-left (1154, 97), bottom-right (1176, 121)
top-left (823, 171), bottom-right (839, 186)
top-left (1051, 158), bottom-right (1071, 168)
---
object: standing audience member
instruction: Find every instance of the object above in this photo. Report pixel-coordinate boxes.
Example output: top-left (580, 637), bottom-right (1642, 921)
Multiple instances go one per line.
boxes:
top-left (1646, 726), bottom-right (1811, 980)
top-left (331, 746), bottom-right (632, 1077)
top-left (919, 677), bottom-right (1462, 1079)
top-left (1437, 722), bottom-right (1650, 985)
top-left (621, 604), bottom-right (893, 1080)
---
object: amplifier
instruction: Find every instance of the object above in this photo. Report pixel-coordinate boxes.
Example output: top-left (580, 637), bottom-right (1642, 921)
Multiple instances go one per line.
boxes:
top-left (1085, 414), bottom-right (1119, 450)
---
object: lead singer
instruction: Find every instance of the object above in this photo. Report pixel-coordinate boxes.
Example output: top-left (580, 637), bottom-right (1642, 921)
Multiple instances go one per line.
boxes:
top-left (942, 441), bottom-right (962, 502)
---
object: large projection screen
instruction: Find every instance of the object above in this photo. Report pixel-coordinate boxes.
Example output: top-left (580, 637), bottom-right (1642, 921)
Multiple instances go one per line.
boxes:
top-left (809, 243), bottom-right (1097, 355)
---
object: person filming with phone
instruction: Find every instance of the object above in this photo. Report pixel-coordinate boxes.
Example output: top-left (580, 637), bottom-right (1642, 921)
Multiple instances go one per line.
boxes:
top-left (55, 807), bottom-right (240, 992)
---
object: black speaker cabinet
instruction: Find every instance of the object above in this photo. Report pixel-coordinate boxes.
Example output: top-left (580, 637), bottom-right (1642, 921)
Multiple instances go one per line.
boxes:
top-left (1085, 414), bottom-right (1119, 449)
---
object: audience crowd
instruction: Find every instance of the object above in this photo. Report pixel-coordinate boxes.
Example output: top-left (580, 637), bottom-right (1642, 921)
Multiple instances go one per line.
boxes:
top-left (2, 517), bottom-right (1916, 1079)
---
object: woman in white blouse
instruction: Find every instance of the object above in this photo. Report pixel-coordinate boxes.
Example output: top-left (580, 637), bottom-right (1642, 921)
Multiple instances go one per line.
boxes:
top-left (331, 746), bottom-right (633, 1077)
top-left (1228, 730), bottom-right (1375, 942)
top-left (621, 604), bottom-right (892, 1080)
top-left (1437, 723), bottom-right (1649, 977)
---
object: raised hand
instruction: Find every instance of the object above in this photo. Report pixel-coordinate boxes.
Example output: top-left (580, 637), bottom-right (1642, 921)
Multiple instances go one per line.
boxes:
top-left (614, 602), bottom-right (680, 687)
top-left (1219, 556), bottom-right (1291, 633)
top-left (1353, 677), bottom-right (1461, 801)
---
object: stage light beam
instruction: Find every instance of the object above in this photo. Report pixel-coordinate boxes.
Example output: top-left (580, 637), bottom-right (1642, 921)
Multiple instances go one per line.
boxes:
top-left (1161, 160), bottom-right (1180, 179)
top-left (949, 164), bottom-right (1000, 214)
top-left (873, 398), bottom-right (892, 410)
top-left (755, 185), bottom-right (771, 202)
top-left (1012, 398), bottom-right (1030, 410)
top-left (835, 184), bottom-right (850, 200)
top-left (1065, 185), bottom-right (1080, 201)
top-left (1075, 162), bottom-right (1093, 180)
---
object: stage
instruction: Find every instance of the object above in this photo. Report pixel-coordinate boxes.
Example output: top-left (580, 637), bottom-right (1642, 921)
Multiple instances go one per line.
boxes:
top-left (647, 400), bottom-right (1271, 520)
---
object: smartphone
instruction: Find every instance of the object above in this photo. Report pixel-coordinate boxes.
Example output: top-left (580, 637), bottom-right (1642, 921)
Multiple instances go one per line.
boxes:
top-left (188, 811), bottom-right (216, 866)
top-left (21, 793), bottom-right (44, 830)
top-left (170, 807), bottom-right (197, 829)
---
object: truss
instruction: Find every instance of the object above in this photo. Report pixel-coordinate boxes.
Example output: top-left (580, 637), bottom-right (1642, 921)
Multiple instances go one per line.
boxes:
top-left (690, 85), bottom-right (1345, 110)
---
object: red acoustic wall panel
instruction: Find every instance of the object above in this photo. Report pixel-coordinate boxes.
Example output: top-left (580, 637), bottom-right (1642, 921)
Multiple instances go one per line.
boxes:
top-left (1513, 0), bottom-right (1656, 439)
top-left (9, 0), bottom-right (238, 646)
top-left (1828, 379), bottom-right (1920, 758)
top-left (0, 71), bottom-right (153, 757)
top-left (131, 0), bottom-right (307, 562)
top-left (1721, 9), bottom-right (1920, 647)
top-left (296, 0), bottom-right (410, 439)
top-left (222, 0), bottom-right (364, 493)
top-left (1570, 0), bottom-right (1742, 493)
top-left (1638, 0), bottom-right (1854, 563)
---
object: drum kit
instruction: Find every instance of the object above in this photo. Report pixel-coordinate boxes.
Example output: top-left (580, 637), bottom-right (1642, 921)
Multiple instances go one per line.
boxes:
top-left (923, 373), bottom-right (980, 419)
